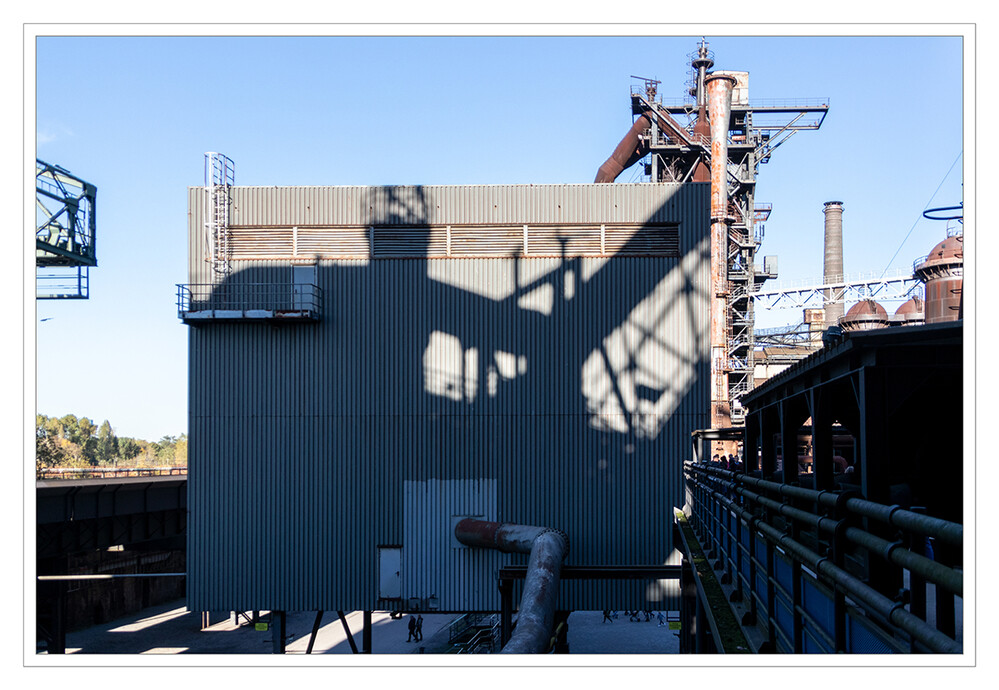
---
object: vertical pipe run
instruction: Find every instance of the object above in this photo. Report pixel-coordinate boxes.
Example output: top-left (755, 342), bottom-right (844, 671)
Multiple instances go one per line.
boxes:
top-left (705, 73), bottom-right (737, 430)
top-left (823, 202), bottom-right (845, 327)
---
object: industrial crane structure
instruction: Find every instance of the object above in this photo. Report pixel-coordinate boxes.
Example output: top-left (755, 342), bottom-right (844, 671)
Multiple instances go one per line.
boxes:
top-left (36, 159), bottom-right (97, 299)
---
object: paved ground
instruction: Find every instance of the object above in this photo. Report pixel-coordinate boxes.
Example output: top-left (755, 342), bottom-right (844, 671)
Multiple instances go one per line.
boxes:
top-left (47, 601), bottom-right (678, 656)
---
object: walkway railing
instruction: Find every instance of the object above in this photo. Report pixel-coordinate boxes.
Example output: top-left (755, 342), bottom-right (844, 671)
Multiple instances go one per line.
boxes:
top-left (682, 462), bottom-right (962, 654)
top-left (37, 466), bottom-right (188, 480)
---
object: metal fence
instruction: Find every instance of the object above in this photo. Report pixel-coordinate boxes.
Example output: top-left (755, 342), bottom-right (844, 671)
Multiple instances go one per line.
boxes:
top-left (683, 462), bottom-right (962, 654)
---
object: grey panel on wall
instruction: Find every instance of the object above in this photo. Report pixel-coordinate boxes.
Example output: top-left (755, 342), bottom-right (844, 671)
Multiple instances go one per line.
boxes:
top-left (186, 183), bottom-right (709, 612)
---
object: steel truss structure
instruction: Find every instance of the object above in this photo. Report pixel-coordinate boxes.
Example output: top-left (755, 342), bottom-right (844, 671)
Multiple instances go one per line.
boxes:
top-left (35, 159), bottom-right (97, 299)
top-left (632, 41), bottom-right (828, 423)
top-left (750, 270), bottom-right (922, 311)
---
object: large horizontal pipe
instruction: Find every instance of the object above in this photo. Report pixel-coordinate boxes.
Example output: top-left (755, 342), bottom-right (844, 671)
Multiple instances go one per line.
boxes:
top-left (688, 463), bottom-right (963, 546)
top-left (694, 483), bottom-right (961, 653)
top-left (732, 485), bottom-right (962, 596)
top-left (455, 518), bottom-right (568, 654)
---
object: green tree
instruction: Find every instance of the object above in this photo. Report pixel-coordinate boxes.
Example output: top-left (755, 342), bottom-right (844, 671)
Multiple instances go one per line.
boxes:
top-left (174, 434), bottom-right (188, 466)
top-left (36, 416), bottom-right (67, 474)
top-left (96, 419), bottom-right (119, 465)
top-left (118, 437), bottom-right (141, 462)
top-left (58, 414), bottom-right (79, 442)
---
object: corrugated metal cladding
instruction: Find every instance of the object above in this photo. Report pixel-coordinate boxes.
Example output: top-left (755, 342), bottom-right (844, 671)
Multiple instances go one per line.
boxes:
top-left (187, 183), bottom-right (709, 613)
top-left (225, 183), bottom-right (692, 227)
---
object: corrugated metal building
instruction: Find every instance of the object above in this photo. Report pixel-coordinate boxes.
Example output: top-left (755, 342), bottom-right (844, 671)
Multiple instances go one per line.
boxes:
top-left (184, 182), bottom-right (710, 613)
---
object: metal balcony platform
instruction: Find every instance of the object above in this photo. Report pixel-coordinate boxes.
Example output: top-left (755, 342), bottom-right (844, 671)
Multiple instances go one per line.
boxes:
top-left (177, 282), bottom-right (322, 324)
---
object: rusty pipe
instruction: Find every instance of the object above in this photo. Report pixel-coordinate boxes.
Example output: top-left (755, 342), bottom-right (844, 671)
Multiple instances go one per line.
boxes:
top-left (454, 517), bottom-right (569, 654)
top-left (705, 73), bottom-right (736, 429)
top-left (595, 114), bottom-right (651, 183)
top-left (706, 74), bottom-right (736, 222)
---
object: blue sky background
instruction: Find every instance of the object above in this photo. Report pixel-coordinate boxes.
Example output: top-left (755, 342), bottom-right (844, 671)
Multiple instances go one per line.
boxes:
top-left (31, 33), bottom-right (966, 442)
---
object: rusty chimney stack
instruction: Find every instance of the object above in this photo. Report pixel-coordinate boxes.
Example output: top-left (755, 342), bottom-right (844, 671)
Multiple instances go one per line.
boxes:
top-left (823, 201), bottom-right (845, 327)
top-left (705, 72), bottom-right (736, 429)
top-left (690, 39), bottom-right (714, 183)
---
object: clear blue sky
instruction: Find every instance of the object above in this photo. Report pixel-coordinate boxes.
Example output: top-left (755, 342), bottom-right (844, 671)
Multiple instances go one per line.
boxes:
top-left (31, 33), bottom-right (966, 442)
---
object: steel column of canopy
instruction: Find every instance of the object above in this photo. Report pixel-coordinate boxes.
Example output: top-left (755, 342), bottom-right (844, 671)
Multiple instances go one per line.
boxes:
top-left (705, 73), bottom-right (737, 430)
top-left (454, 518), bottom-right (569, 654)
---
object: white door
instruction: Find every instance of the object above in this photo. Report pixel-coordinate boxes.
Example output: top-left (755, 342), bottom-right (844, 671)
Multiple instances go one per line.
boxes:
top-left (291, 265), bottom-right (316, 310)
top-left (378, 547), bottom-right (402, 599)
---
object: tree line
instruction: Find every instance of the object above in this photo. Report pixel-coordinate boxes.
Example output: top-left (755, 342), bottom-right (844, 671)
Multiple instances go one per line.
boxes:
top-left (36, 413), bottom-right (187, 473)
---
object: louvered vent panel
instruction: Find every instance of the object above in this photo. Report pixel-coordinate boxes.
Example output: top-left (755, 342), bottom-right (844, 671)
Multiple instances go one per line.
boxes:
top-left (373, 226), bottom-right (448, 257)
top-left (527, 226), bottom-right (601, 256)
top-left (297, 227), bottom-right (369, 257)
top-left (605, 225), bottom-right (680, 257)
top-left (450, 226), bottom-right (524, 257)
top-left (229, 228), bottom-right (294, 258)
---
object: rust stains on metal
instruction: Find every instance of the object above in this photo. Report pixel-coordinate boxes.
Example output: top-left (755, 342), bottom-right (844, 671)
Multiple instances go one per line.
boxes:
top-left (705, 73), bottom-right (737, 429)
top-left (594, 114), bottom-right (651, 183)
top-left (454, 518), bottom-right (569, 653)
top-left (915, 234), bottom-right (963, 324)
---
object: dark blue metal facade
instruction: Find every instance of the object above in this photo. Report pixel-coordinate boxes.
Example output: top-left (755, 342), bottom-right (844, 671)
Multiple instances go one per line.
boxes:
top-left (185, 183), bottom-right (710, 613)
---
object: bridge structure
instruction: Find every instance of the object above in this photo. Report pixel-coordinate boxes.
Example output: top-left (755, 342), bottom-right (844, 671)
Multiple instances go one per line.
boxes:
top-left (35, 473), bottom-right (187, 653)
top-left (676, 321), bottom-right (964, 654)
top-left (747, 269), bottom-right (922, 311)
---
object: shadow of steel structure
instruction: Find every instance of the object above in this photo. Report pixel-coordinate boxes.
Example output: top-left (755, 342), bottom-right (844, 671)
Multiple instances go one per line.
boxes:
top-left (36, 159), bottom-right (97, 299)
top-left (179, 178), bottom-right (713, 650)
top-left (678, 321), bottom-right (963, 653)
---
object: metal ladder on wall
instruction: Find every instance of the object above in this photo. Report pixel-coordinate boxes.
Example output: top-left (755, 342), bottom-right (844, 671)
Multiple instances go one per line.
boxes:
top-left (204, 152), bottom-right (235, 276)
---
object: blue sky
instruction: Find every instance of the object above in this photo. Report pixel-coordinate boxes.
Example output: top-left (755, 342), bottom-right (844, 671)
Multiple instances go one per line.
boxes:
top-left (30, 32), bottom-right (967, 442)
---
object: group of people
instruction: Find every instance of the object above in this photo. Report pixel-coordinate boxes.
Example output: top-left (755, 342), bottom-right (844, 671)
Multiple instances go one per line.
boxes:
top-left (602, 610), bottom-right (663, 624)
top-left (406, 614), bottom-right (424, 642)
top-left (711, 453), bottom-right (742, 471)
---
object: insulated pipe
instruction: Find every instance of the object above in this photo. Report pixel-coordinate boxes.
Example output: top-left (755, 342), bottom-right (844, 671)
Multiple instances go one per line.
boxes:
top-left (691, 463), bottom-right (963, 547)
top-left (823, 201), bottom-right (845, 327)
top-left (594, 114), bottom-right (651, 183)
top-left (705, 73), bottom-right (736, 429)
top-left (692, 479), bottom-right (961, 653)
top-left (454, 518), bottom-right (569, 654)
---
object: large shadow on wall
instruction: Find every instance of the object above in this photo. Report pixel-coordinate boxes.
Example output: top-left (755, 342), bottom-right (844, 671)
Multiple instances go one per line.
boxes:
top-left (199, 183), bottom-right (711, 591)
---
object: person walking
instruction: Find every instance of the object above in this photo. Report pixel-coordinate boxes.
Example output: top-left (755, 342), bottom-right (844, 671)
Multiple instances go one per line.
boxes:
top-left (407, 615), bottom-right (417, 642)
top-left (602, 610), bottom-right (613, 623)
top-left (415, 615), bottom-right (424, 642)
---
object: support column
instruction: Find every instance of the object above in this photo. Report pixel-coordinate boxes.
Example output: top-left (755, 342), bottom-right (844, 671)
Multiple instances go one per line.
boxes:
top-left (744, 416), bottom-right (760, 473)
top-left (779, 399), bottom-right (800, 486)
top-left (271, 610), bottom-right (286, 654)
top-left (306, 611), bottom-right (324, 654)
top-left (41, 579), bottom-right (66, 654)
top-left (337, 610), bottom-right (359, 654)
top-left (499, 577), bottom-right (513, 647)
top-left (760, 409), bottom-right (778, 479)
top-left (858, 367), bottom-right (897, 598)
top-left (809, 388), bottom-right (834, 491)
top-left (362, 611), bottom-right (372, 653)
